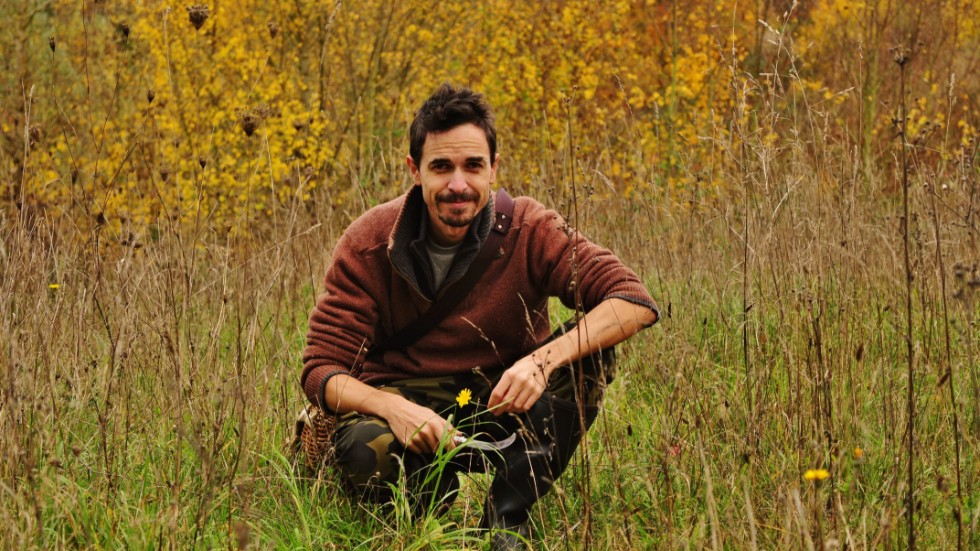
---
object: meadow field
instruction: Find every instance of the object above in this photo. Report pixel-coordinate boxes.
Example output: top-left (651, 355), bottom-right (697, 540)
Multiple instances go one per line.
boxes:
top-left (1, 0), bottom-right (979, 548)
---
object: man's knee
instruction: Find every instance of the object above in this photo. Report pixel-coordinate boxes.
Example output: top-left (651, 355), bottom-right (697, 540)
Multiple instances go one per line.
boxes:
top-left (333, 417), bottom-right (402, 492)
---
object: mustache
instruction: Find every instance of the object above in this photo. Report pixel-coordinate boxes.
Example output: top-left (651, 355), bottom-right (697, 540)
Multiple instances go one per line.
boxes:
top-left (436, 191), bottom-right (480, 203)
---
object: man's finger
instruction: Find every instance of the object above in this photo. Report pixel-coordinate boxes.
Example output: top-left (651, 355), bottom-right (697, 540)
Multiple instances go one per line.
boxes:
top-left (488, 380), bottom-right (510, 412)
top-left (405, 434), bottom-right (422, 454)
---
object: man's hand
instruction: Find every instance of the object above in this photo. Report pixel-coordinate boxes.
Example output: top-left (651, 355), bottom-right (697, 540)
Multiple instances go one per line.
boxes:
top-left (324, 374), bottom-right (456, 454)
top-left (487, 298), bottom-right (657, 415)
top-left (487, 355), bottom-right (548, 415)
top-left (384, 397), bottom-right (456, 454)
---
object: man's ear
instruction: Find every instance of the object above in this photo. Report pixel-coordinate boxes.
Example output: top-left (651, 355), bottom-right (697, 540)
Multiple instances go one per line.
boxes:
top-left (406, 155), bottom-right (421, 185)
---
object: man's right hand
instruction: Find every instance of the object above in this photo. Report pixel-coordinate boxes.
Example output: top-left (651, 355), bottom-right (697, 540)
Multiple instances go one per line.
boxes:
top-left (324, 373), bottom-right (455, 454)
top-left (384, 397), bottom-right (456, 454)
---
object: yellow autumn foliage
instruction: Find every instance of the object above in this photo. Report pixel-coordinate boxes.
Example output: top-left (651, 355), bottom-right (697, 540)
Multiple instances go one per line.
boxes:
top-left (1, 0), bottom-right (977, 235)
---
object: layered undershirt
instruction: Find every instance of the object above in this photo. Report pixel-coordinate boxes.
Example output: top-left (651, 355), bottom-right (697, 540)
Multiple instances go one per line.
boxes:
top-left (426, 238), bottom-right (461, 291)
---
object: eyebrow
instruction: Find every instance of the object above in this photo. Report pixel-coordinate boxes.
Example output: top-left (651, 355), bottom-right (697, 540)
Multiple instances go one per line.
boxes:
top-left (427, 156), bottom-right (487, 168)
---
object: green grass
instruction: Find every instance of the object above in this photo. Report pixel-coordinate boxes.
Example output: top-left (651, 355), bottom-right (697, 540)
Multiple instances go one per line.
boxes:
top-left (2, 210), bottom-right (978, 548)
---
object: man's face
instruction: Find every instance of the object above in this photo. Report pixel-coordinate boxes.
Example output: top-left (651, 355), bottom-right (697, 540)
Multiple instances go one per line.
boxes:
top-left (407, 123), bottom-right (498, 246)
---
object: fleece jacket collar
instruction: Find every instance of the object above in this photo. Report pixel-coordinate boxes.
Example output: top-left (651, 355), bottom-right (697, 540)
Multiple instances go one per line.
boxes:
top-left (387, 185), bottom-right (495, 301)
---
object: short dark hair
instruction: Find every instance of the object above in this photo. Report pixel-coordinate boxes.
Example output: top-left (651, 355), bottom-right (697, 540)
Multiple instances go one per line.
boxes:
top-left (409, 83), bottom-right (497, 168)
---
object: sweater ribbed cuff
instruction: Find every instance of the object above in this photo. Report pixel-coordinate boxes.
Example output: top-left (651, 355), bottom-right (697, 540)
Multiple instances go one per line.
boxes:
top-left (304, 366), bottom-right (350, 411)
top-left (607, 293), bottom-right (660, 325)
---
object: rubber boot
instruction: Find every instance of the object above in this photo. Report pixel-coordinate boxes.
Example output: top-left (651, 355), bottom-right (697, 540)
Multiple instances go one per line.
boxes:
top-left (482, 392), bottom-right (599, 550)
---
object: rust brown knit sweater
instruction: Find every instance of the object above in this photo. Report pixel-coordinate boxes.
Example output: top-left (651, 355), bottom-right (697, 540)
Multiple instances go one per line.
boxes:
top-left (301, 185), bottom-right (657, 405)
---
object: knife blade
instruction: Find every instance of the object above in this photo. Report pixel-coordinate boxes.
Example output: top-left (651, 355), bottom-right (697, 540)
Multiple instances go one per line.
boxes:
top-left (453, 432), bottom-right (517, 451)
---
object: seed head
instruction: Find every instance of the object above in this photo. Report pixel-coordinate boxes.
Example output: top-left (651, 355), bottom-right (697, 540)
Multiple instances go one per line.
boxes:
top-left (891, 45), bottom-right (911, 66)
top-left (187, 4), bottom-right (210, 30)
top-left (147, 89), bottom-right (155, 103)
top-left (254, 104), bottom-right (273, 119)
top-left (159, 167), bottom-right (171, 182)
top-left (28, 125), bottom-right (41, 148)
top-left (48, 36), bottom-right (56, 52)
top-left (116, 22), bottom-right (130, 39)
top-left (198, 156), bottom-right (207, 169)
top-left (240, 112), bottom-right (259, 137)
top-left (268, 21), bottom-right (280, 38)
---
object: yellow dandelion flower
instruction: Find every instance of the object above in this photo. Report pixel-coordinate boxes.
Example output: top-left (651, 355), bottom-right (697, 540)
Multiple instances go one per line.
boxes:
top-left (48, 284), bottom-right (60, 290)
top-left (456, 388), bottom-right (472, 407)
top-left (853, 447), bottom-right (864, 459)
top-left (804, 469), bottom-right (830, 481)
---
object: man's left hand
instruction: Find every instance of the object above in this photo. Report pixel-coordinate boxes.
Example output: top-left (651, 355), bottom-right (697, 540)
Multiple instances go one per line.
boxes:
top-left (487, 355), bottom-right (548, 415)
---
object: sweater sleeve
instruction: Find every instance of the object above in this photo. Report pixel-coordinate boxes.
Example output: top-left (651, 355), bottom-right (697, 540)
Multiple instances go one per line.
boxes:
top-left (301, 231), bottom-right (383, 406)
top-left (523, 200), bottom-right (658, 318)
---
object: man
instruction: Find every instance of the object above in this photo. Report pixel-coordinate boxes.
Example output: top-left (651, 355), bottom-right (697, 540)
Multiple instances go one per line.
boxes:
top-left (301, 83), bottom-right (657, 548)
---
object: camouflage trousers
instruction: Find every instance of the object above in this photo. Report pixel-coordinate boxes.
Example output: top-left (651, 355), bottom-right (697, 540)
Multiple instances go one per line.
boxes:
top-left (332, 348), bottom-right (613, 506)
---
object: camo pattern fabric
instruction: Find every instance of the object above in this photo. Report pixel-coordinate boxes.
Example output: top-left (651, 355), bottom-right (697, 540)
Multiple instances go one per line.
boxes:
top-left (331, 346), bottom-right (614, 498)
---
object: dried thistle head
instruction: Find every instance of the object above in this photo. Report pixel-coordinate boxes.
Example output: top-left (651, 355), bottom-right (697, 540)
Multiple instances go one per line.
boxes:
top-left (254, 103), bottom-right (279, 119)
top-left (116, 22), bottom-right (130, 39)
top-left (159, 167), bottom-right (171, 182)
top-left (147, 89), bottom-right (155, 103)
top-left (198, 156), bottom-right (207, 169)
top-left (187, 4), bottom-right (210, 30)
top-left (28, 124), bottom-right (41, 148)
top-left (268, 21), bottom-right (279, 38)
top-left (48, 36), bottom-right (56, 52)
top-left (912, 120), bottom-right (941, 146)
top-left (240, 112), bottom-right (259, 137)
top-left (891, 45), bottom-right (911, 66)
top-left (953, 262), bottom-right (965, 280)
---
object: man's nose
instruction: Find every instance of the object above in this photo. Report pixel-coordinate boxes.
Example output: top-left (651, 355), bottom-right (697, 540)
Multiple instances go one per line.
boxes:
top-left (447, 169), bottom-right (468, 193)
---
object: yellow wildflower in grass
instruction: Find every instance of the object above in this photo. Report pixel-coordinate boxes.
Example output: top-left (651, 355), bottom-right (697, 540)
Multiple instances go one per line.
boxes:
top-left (456, 388), bottom-right (472, 407)
top-left (48, 284), bottom-right (60, 290)
top-left (853, 447), bottom-right (864, 459)
top-left (804, 469), bottom-right (830, 481)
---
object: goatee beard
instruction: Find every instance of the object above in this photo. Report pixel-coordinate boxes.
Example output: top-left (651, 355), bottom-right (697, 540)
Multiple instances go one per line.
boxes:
top-left (439, 210), bottom-right (476, 228)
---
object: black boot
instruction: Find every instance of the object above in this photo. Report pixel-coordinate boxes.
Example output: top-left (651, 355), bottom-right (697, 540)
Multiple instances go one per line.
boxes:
top-left (483, 392), bottom-right (599, 549)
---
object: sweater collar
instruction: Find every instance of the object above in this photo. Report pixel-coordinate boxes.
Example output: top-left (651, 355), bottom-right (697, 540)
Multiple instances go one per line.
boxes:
top-left (388, 185), bottom-right (495, 299)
